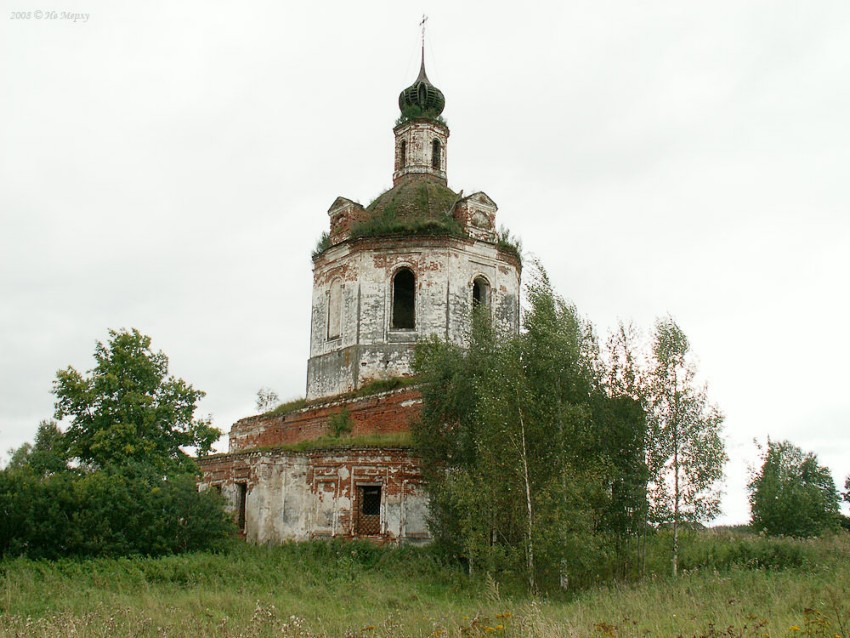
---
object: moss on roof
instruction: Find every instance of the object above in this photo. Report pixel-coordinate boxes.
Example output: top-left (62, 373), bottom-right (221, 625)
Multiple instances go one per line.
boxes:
top-left (350, 176), bottom-right (464, 240)
top-left (367, 177), bottom-right (458, 223)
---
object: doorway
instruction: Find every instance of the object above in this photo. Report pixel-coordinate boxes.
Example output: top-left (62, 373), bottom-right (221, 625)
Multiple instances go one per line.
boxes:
top-left (355, 485), bottom-right (382, 536)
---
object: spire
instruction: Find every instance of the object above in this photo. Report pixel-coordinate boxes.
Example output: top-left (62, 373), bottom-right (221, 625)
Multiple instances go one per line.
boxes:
top-left (398, 16), bottom-right (445, 119)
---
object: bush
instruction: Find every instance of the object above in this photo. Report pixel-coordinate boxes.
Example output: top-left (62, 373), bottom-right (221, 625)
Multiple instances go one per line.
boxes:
top-left (0, 465), bottom-right (235, 559)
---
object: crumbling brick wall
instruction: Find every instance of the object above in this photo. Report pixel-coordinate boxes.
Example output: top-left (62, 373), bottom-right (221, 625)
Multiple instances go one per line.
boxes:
top-left (199, 447), bottom-right (429, 544)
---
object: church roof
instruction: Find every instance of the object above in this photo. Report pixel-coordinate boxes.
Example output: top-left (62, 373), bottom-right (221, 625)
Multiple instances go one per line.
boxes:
top-left (365, 175), bottom-right (458, 225)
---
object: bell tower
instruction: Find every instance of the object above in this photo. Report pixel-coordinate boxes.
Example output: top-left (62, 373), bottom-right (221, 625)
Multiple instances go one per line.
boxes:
top-left (393, 51), bottom-right (449, 185)
top-left (305, 36), bottom-right (521, 401)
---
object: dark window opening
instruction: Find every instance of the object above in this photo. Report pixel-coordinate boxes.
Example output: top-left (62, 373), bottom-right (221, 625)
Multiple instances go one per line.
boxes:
top-left (212, 484), bottom-right (222, 494)
top-left (327, 278), bottom-right (342, 339)
top-left (236, 482), bottom-right (247, 533)
top-left (398, 140), bottom-right (407, 169)
top-left (431, 139), bottom-right (441, 170)
top-left (355, 485), bottom-right (382, 535)
top-left (392, 268), bottom-right (415, 329)
top-left (472, 276), bottom-right (490, 309)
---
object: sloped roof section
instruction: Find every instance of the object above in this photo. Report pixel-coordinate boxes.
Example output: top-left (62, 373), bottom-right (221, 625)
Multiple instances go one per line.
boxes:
top-left (365, 175), bottom-right (459, 224)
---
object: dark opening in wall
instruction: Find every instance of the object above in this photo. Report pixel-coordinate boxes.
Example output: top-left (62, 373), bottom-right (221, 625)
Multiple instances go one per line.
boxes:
top-left (472, 276), bottom-right (490, 309)
top-left (399, 140), bottom-right (407, 169)
top-left (392, 268), bottom-right (415, 329)
top-left (431, 139), bottom-right (441, 169)
top-left (236, 482), bottom-right (247, 533)
top-left (355, 485), bottom-right (382, 535)
top-left (327, 278), bottom-right (342, 339)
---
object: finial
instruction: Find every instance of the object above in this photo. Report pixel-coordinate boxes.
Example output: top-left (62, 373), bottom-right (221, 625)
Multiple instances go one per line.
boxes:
top-left (398, 15), bottom-right (445, 119)
top-left (420, 14), bottom-right (428, 60)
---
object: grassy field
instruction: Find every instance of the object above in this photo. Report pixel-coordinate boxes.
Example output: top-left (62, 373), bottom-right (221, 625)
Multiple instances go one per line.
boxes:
top-left (1, 531), bottom-right (847, 637)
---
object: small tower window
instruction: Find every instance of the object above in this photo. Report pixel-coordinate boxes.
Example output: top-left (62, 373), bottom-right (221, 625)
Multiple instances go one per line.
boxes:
top-left (472, 276), bottom-right (490, 310)
top-left (431, 139), bottom-right (441, 170)
top-left (327, 278), bottom-right (342, 339)
top-left (398, 140), bottom-right (407, 170)
top-left (392, 268), bottom-right (416, 329)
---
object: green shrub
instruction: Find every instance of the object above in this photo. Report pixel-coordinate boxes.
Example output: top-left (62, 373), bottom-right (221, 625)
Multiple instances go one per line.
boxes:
top-left (327, 408), bottom-right (352, 437)
top-left (0, 465), bottom-right (235, 559)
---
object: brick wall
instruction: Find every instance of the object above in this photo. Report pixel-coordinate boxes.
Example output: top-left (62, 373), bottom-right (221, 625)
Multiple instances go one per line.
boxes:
top-left (198, 446), bottom-right (429, 543)
top-left (228, 387), bottom-right (422, 453)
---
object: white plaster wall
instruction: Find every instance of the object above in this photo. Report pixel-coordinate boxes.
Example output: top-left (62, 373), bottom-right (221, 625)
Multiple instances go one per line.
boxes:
top-left (307, 238), bottom-right (520, 399)
top-left (228, 452), bottom-right (429, 544)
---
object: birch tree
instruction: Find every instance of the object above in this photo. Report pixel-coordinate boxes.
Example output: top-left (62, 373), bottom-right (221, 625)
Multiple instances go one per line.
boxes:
top-left (646, 316), bottom-right (726, 577)
top-left (413, 265), bottom-right (644, 591)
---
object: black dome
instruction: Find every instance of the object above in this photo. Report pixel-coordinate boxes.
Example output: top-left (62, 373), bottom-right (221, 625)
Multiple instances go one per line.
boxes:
top-left (398, 59), bottom-right (445, 118)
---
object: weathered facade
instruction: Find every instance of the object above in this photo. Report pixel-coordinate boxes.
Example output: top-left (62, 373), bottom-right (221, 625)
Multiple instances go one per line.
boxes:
top-left (199, 50), bottom-right (521, 544)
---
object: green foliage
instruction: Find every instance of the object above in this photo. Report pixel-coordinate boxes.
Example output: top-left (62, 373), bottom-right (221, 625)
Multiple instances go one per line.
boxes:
top-left (350, 207), bottom-right (465, 241)
top-left (672, 528), bottom-right (811, 571)
top-left (255, 432), bottom-right (413, 454)
top-left (311, 230), bottom-right (331, 258)
top-left (327, 408), bottom-right (352, 437)
top-left (1, 532), bottom-right (848, 637)
top-left (496, 225), bottom-right (523, 264)
top-left (53, 328), bottom-right (220, 474)
top-left (645, 316), bottom-right (727, 575)
top-left (263, 396), bottom-right (308, 417)
top-left (6, 420), bottom-right (68, 475)
top-left (413, 264), bottom-right (650, 592)
top-left (0, 463), bottom-right (235, 558)
top-left (749, 439), bottom-right (841, 537)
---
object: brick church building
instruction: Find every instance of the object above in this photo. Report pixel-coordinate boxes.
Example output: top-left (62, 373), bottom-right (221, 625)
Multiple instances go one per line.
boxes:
top-left (199, 50), bottom-right (521, 544)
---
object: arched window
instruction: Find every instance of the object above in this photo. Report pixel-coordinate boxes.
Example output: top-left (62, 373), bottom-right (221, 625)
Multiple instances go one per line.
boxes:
top-left (391, 268), bottom-right (416, 329)
top-left (398, 140), bottom-right (407, 169)
top-left (472, 276), bottom-right (490, 310)
top-left (327, 278), bottom-right (342, 339)
top-left (431, 139), bottom-right (441, 170)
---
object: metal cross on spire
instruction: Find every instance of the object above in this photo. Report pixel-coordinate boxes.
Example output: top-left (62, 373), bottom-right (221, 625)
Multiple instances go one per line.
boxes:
top-left (420, 14), bottom-right (428, 63)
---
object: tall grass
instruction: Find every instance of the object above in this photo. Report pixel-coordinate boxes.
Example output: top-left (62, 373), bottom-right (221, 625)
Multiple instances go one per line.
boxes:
top-left (1, 532), bottom-right (848, 637)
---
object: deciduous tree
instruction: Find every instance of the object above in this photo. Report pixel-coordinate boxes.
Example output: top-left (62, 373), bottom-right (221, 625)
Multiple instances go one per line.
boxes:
top-left (5, 420), bottom-right (68, 475)
top-left (53, 329), bottom-right (220, 474)
top-left (414, 266), bottom-right (649, 591)
top-left (646, 317), bottom-right (726, 577)
top-left (749, 439), bottom-right (840, 537)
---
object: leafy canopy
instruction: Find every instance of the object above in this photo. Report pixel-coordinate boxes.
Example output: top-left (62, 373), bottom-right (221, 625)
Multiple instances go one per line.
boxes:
top-left (749, 439), bottom-right (840, 537)
top-left (53, 328), bottom-right (220, 473)
top-left (5, 420), bottom-right (68, 476)
top-left (413, 265), bottom-right (649, 591)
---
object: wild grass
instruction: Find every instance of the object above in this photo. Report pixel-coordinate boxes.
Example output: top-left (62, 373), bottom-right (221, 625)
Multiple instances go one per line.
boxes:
top-left (261, 431), bottom-right (414, 453)
top-left (260, 378), bottom-right (419, 419)
top-left (1, 532), bottom-right (848, 637)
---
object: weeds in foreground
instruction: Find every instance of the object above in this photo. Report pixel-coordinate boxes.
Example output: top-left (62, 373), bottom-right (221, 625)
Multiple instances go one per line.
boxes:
top-left (1, 533), bottom-right (848, 637)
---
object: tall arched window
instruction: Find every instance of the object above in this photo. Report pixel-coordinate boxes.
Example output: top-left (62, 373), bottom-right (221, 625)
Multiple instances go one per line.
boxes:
top-left (472, 276), bottom-right (490, 310)
top-left (391, 268), bottom-right (415, 329)
top-left (398, 140), bottom-right (407, 170)
top-left (431, 139), bottom-right (441, 170)
top-left (327, 278), bottom-right (342, 339)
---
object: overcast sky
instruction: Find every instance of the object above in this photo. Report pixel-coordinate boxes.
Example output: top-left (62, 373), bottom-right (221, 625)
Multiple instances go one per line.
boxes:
top-left (2, 1), bottom-right (848, 524)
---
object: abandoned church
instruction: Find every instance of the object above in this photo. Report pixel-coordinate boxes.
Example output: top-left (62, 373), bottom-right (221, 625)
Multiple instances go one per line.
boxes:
top-left (199, 50), bottom-right (521, 544)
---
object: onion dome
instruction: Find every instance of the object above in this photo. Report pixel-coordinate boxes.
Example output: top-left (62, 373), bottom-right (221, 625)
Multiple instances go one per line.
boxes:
top-left (398, 56), bottom-right (445, 118)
